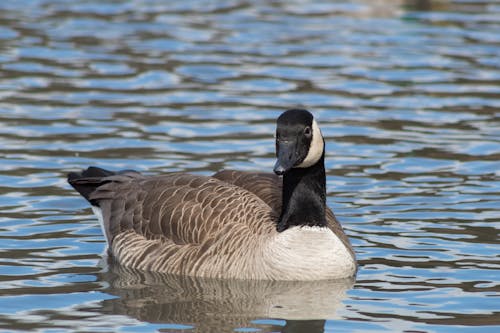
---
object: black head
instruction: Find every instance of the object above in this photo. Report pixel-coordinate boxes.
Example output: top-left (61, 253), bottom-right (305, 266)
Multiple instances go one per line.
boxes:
top-left (273, 109), bottom-right (324, 175)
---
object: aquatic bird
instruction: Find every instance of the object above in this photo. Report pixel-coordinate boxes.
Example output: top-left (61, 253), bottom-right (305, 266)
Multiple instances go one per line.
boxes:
top-left (68, 109), bottom-right (357, 280)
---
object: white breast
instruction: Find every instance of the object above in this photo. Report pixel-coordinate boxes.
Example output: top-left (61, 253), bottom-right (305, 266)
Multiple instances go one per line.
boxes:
top-left (265, 226), bottom-right (356, 280)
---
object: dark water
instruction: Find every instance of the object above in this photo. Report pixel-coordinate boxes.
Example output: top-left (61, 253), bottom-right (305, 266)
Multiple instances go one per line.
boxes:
top-left (1, 0), bottom-right (499, 332)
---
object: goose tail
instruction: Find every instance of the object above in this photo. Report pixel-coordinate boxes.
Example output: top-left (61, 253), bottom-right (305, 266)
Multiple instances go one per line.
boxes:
top-left (67, 166), bottom-right (117, 206)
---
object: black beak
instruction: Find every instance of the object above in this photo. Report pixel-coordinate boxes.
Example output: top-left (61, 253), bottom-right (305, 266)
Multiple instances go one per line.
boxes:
top-left (273, 140), bottom-right (299, 175)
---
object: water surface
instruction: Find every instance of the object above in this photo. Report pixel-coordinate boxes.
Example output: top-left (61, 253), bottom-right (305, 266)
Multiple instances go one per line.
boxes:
top-left (0, 0), bottom-right (499, 332)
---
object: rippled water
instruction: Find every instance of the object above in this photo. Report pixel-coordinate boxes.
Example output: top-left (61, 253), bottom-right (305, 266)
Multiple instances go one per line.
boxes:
top-left (1, 0), bottom-right (499, 332)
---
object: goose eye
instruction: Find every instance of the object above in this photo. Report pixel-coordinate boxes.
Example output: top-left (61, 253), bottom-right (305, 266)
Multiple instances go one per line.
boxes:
top-left (304, 126), bottom-right (312, 137)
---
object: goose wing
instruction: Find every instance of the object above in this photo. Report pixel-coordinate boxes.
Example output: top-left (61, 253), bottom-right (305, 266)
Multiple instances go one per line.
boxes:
top-left (87, 172), bottom-right (278, 276)
top-left (90, 172), bottom-right (277, 245)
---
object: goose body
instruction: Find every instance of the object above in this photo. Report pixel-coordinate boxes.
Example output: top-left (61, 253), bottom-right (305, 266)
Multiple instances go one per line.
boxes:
top-left (68, 109), bottom-right (357, 280)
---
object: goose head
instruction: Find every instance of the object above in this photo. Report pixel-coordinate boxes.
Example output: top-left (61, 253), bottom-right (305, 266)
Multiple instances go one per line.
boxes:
top-left (273, 109), bottom-right (325, 175)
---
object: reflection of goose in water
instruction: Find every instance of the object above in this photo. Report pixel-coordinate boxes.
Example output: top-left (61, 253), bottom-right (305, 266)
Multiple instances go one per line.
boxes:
top-left (69, 109), bottom-right (356, 280)
top-left (100, 261), bottom-right (354, 333)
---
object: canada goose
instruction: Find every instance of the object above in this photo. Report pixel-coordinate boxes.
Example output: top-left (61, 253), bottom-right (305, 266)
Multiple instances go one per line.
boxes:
top-left (68, 109), bottom-right (357, 280)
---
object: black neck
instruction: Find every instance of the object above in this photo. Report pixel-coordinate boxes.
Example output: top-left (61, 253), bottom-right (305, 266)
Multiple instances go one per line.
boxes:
top-left (277, 153), bottom-right (327, 232)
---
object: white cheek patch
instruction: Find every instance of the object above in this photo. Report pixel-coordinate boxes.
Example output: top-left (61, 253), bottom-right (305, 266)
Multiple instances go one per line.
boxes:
top-left (296, 119), bottom-right (324, 168)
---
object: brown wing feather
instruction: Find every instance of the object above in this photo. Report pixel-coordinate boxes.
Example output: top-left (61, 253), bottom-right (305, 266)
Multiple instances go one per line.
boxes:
top-left (212, 170), bottom-right (282, 213)
top-left (89, 172), bottom-right (279, 277)
top-left (91, 173), bottom-right (277, 244)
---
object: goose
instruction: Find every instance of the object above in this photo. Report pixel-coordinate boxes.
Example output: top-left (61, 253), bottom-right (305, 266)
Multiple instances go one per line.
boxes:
top-left (68, 109), bottom-right (357, 280)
